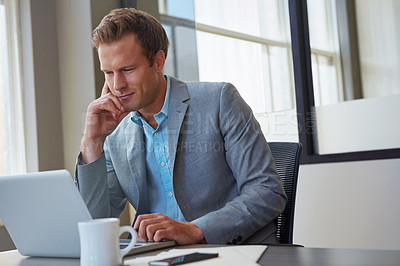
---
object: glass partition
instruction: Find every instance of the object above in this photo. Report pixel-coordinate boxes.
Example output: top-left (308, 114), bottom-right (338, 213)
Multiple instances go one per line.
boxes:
top-left (306, 0), bottom-right (400, 154)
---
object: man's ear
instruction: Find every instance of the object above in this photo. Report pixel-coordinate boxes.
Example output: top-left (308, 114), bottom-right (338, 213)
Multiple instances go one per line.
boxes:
top-left (153, 50), bottom-right (166, 72)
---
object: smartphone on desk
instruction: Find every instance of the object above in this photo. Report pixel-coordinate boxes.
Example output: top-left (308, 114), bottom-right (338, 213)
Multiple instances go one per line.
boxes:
top-left (148, 252), bottom-right (218, 265)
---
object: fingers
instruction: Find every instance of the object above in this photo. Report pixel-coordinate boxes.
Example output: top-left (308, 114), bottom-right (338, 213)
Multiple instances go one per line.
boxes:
top-left (83, 91), bottom-right (127, 146)
top-left (152, 226), bottom-right (177, 242)
top-left (101, 80), bottom-right (111, 97)
top-left (134, 214), bottom-right (168, 241)
top-left (100, 81), bottom-right (125, 115)
top-left (88, 93), bottom-right (125, 119)
top-left (81, 82), bottom-right (127, 164)
top-left (99, 96), bottom-right (124, 120)
top-left (133, 214), bottom-right (205, 245)
top-left (103, 91), bottom-right (125, 114)
top-left (116, 111), bottom-right (130, 126)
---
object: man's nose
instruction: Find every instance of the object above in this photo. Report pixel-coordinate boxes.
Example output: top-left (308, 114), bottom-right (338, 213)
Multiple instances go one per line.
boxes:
top-left (113, 73), bottom-right (127, 92)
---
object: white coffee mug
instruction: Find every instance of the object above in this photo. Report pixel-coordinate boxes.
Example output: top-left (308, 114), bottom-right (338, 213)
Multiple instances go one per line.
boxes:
top-left (78, 218), bottom-right (137, 266)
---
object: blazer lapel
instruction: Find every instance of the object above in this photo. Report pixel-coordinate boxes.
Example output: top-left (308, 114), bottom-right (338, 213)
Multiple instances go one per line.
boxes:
top-left (124, 120), bottom-right (148, 213)
top-left (167, 77), bottom-right (189, 174)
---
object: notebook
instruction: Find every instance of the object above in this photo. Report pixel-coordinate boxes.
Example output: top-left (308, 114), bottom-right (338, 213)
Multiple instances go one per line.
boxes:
top-left (0, 169), bottom-right (175, 258)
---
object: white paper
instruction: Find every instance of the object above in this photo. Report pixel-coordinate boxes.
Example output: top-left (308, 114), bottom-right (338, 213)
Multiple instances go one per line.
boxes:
top-left (124, 245), bottom-right (267, 266)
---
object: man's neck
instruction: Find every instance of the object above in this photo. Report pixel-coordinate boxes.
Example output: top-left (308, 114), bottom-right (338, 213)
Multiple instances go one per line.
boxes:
top-left (138, 75), bottom-right (167, 129)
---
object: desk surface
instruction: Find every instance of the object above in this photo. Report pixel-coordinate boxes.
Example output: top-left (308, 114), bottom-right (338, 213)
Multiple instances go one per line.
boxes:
top-left (1, 245), bottom-right (400, 266)
top-left (261, 245), bottom-right (400, 266)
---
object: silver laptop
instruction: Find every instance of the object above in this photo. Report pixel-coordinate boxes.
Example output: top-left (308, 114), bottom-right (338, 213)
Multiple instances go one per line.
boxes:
top-left (0, 169), bottom-right (175, 258)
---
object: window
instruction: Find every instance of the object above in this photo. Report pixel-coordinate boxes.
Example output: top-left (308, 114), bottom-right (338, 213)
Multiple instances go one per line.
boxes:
top-left (307, 0), bottom-right (343, 106)
top-left (157, 0), bottom-right (298, 142)
top-left (157, 0), bottom-right (200, 81)
top-left (158, 0), bottom-right (295, 113)
top-left (0, 0), bottom-right (26, 175)
top-left (194, 0), bottom-right (295, 114)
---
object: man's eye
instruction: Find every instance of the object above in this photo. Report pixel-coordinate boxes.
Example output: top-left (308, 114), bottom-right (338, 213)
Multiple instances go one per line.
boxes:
top-left (123, 68), bottom-right (134, 72)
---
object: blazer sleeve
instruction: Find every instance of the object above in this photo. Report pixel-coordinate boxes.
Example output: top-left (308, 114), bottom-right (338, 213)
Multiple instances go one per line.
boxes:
top-left (191, 83), bottom-right (287, 244)
top-left (74, 149), bottom-right (127, 219)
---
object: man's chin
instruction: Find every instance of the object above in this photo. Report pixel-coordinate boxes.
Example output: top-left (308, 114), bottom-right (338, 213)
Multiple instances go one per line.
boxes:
top-left (121, 103), bottom-right (139, 113)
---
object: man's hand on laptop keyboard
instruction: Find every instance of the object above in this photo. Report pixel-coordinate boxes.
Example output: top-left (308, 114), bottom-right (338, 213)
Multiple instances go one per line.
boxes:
top-left (133, 213), bottom-right (206, 245)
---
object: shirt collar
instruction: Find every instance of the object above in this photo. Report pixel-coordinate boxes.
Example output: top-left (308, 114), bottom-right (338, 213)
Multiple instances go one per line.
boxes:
top-left (131, 76), bottom-right (171, 127)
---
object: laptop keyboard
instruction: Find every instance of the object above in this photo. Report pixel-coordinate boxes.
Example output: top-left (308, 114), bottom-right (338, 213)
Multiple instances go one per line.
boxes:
top-left (120, 239), bottom-right (158, 248)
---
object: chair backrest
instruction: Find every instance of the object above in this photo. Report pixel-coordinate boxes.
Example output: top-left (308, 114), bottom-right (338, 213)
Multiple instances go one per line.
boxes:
top-left (269, 142), bottom-right (302, 244)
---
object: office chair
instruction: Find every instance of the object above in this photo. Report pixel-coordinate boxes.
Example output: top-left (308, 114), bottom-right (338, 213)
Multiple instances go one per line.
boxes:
top-left (269, 142), bottom-right (302, 245)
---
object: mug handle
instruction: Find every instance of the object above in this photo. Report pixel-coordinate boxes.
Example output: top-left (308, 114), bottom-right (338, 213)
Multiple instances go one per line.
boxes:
top-left (119, 226), bottom-right (137, 257)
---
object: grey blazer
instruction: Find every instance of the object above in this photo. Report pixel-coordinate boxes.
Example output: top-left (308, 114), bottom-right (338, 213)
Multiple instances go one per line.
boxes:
top-left (75, 76), bottom-right (287, 245)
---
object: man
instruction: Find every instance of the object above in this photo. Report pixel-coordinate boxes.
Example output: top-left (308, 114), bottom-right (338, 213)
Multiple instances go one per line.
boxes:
top-left (75, 8), bottom-right (287, 245)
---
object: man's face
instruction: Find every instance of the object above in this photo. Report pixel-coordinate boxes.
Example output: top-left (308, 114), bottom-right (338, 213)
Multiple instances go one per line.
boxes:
top-left (98, 33), bottom-right (165, 114)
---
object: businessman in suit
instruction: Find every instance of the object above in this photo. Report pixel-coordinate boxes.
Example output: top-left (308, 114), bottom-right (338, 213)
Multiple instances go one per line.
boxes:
top-left (75, 8), bottom-right (287, 245)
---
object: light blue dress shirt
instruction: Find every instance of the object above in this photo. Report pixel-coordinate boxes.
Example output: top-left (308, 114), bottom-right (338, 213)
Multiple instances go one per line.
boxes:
top-left (130, 76), bottom-right (185, 222)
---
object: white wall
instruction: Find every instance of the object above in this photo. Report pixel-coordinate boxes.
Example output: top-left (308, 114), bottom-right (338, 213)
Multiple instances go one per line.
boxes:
top-left (20, 0), bottom-right (65, 172)
top-left (18, 0), bottom-right (96, 174)
top-left (56, 0), bottom-right (96, 174)
top-left (294, 158), bottom-right (400, 250)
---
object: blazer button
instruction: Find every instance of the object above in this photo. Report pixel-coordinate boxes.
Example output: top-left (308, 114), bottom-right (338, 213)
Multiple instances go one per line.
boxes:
top-left (237, 236), bottom-right (242, 242)
top-left (232, 239), bottom-right (238, 245)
